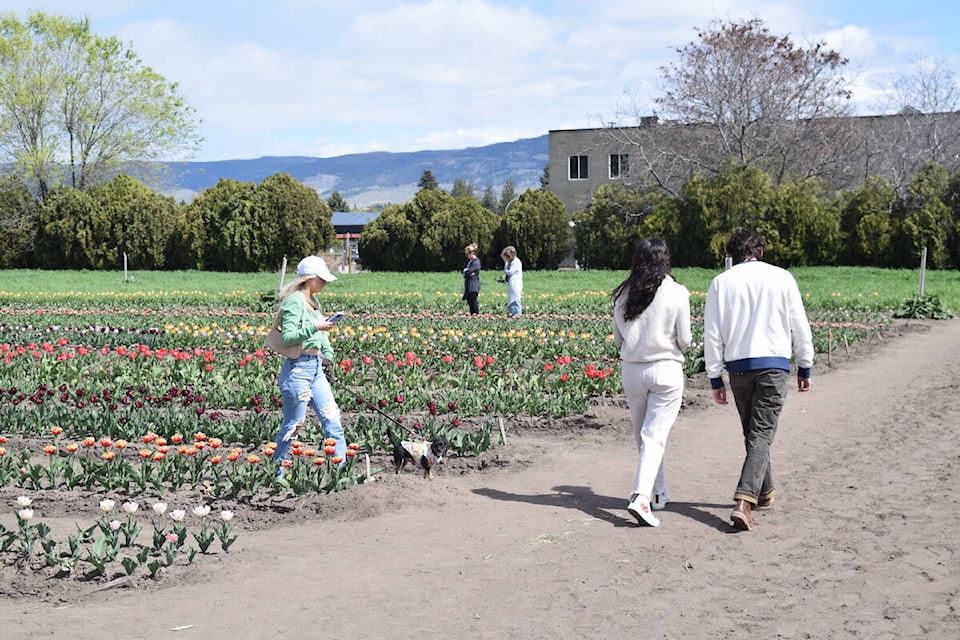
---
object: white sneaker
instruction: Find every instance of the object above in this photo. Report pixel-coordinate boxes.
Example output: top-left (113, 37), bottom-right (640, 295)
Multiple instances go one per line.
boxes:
top-left (627, 495), bottom-right (660, 527)
top-left (651, 490), bottom-right (670, 511)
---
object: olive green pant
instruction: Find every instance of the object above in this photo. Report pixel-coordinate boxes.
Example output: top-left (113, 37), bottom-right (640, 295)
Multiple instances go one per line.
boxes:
top-left (729, 368), bottom-right (788, 504)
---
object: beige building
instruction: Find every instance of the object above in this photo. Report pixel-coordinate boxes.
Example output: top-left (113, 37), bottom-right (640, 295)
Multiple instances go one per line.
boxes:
top-left (547, 111), bottom-right (960, 215)
top-left (546, 121), bottom-right (654, 216)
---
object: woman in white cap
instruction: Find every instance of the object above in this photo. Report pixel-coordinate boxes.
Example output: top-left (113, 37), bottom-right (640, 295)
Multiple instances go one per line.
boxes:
top-left (273, 255), bottom-right (346, 478)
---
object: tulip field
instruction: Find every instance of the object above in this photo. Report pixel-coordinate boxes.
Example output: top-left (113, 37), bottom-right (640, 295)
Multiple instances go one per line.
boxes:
top-left (0, 265), bottom-right (947, 587)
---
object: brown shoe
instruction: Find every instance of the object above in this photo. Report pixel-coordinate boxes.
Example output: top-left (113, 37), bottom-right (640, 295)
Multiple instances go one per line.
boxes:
top-left (757, 491), bottom-right (775, 510)
top-left (731, 500), bottom-right (753, 530)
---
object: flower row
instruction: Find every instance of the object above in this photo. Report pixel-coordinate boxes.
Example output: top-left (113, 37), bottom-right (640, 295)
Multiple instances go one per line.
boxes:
top-left (3, 495), bottom-right (239, 580)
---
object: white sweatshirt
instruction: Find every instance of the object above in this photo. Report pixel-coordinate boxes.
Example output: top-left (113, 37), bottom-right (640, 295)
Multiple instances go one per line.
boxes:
top-left (703, 260), bottom-right (814, 385)
top-left (504, 257), bottom-right (523, 303)
top-left (613, 275), bottom-right (692, 364)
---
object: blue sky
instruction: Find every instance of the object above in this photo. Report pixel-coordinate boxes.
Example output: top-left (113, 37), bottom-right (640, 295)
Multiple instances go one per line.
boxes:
top-left (5, 0), bottom-right (958, 161)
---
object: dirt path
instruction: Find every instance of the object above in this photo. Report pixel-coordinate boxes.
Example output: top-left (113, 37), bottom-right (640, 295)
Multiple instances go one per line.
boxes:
top-left (3, 320), bottom-right (959, 639)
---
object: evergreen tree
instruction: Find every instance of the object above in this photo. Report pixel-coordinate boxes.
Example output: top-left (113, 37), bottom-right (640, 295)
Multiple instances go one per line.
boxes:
top-left (498, 180), bottom-right (517, 214)
top-left (496, 190), bottom-right (572, 269)
top-left (418, 170), bottom-right (439, 190)
top-left (480, 185), bottom-right (498, 212)
top-left (450, 178), bottom-right (475, 199)
top-left (36, 175), bottom-right (179, 269)
top-left (327, 190), bottom-right (349, 212)
top-left (838, 176), bottom-right (899, 266)
top-left (0, 176), bottom-right (38, 267)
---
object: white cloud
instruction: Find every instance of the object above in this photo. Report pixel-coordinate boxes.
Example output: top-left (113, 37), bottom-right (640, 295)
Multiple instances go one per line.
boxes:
top-left (5, 0), bottom-right (957, 159)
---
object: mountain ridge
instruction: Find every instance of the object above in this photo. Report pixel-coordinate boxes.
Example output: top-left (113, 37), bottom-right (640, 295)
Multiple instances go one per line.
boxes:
top-left (163, 134), bottom-right (549, 208)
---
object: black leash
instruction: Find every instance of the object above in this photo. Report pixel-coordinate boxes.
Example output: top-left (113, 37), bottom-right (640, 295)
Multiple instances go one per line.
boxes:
top-left (335, 379), bottom-right (424, 440)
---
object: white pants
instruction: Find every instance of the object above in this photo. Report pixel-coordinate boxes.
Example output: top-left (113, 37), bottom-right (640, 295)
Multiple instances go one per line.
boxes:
top-left (622, 359), bottom-right (685, 500)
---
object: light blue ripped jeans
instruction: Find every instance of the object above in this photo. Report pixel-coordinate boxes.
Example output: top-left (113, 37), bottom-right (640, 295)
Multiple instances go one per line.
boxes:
top-left (274, 354), bottom-right (346, 474)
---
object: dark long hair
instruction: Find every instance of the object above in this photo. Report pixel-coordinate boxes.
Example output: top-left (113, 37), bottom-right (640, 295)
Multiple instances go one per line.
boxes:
top-left (612, 237), bottom-right (672, 321)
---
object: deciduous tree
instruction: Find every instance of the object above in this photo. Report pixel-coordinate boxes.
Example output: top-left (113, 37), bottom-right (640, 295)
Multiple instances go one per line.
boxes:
top-left (613, 18), bottom-right (854, 193)
top-left (0, 11), bottom-right (200, 200)
top-left (868, 57), bottom-right (960, 190)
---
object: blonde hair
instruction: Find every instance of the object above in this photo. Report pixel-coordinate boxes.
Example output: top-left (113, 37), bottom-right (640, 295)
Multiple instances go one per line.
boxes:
top-left (464, 243), bottom-right (478, 254)
top-left (278, 274), bottom-right (313, 302)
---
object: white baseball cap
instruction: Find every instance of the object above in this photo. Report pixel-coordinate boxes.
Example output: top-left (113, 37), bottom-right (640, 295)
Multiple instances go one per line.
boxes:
top-left (296, 255), bottom-right (337, 282)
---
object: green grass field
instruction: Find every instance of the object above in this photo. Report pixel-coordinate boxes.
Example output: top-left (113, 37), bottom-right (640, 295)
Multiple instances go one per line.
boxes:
top-left (0, 265), bottom-right (956, 315)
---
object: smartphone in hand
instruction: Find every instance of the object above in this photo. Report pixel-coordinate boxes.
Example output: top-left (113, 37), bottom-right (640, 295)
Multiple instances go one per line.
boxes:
top-left (327, 312), bottom-right (345, 323)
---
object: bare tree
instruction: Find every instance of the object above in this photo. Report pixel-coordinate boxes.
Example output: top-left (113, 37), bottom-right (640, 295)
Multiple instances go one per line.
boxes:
top-left (865, 57), bottom-right (960, 191)
top-left (611, 18), bottom-right (856, 194)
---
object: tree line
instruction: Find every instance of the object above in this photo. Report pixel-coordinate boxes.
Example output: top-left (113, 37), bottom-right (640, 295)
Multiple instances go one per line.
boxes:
top-left (0, 169), bottom-right (573, 273)
top-left (573, 161), bottom-right (960, 269)
top-left (2, 155), bottom-right (960, 272)
top-left (357, 172), bottom-right (571, 272)
top-left (2, 12), bottom-right (959, 272)
top-left (0, 173), bottom-right (336, 271)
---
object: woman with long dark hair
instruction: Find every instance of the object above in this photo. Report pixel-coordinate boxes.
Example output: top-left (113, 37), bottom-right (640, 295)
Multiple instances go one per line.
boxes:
top-left (613, 237), bottom-right (692, 527)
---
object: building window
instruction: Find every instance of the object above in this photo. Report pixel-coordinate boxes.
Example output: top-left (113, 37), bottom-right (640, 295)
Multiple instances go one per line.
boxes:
top-left (568, 155), bottom-right (588, 180)
top-left (609, 154), bottom-right (629, 179)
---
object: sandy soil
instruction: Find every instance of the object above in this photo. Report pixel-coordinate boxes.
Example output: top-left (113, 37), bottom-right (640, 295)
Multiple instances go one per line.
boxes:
top-left (1, 319), bottom-right (959, 639)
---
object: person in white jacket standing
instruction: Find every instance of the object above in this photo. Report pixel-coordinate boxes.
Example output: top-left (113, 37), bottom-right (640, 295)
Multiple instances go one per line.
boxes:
top-left (704, 227), bottom-right (814, 531)
top-left (613, 237), bottom-right (692, 527)
top-left (500, 246), bottom-right (523, 317)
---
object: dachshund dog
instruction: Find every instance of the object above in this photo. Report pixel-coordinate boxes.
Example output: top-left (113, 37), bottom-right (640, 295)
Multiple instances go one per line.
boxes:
top-left (387, 427), bottom-right (447, 479)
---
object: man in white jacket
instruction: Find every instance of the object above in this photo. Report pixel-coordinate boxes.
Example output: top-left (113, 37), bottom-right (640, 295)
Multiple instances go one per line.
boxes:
top-left (704, 228), bottom-right (814, 531)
